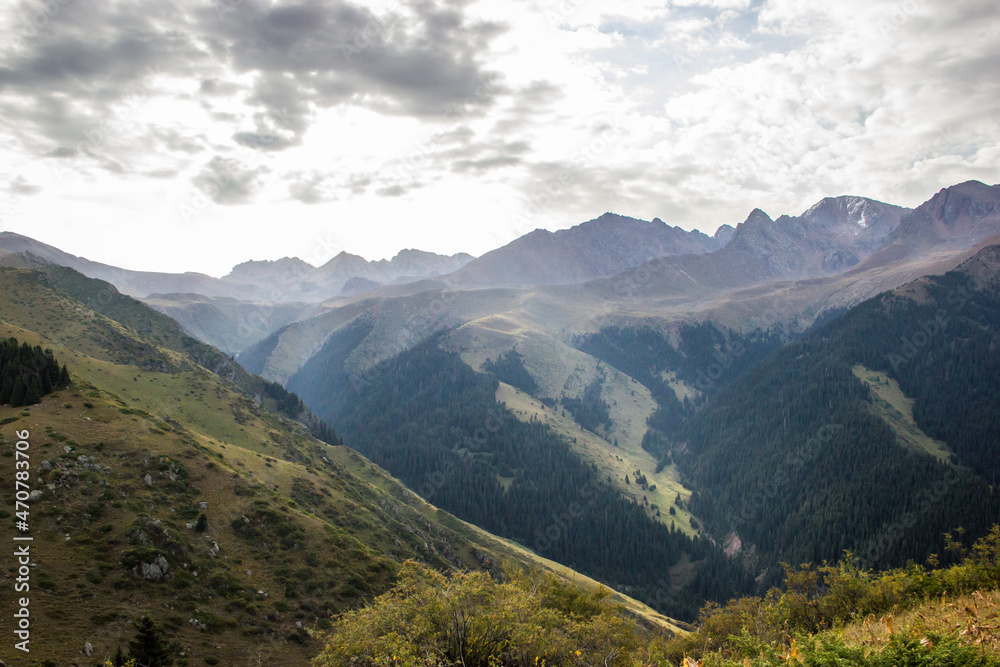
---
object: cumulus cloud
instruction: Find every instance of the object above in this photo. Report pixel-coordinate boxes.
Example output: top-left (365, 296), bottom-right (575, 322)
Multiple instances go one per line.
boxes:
top-left (193, 156), bottom-right (267, 205)
top-left (0, 0), bottom-right (507, 157)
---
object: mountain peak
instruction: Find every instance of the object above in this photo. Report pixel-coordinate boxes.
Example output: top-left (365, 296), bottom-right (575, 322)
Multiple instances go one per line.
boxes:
top-left (713, 224), bottom-right (736, 245)
top-left (875, 181), bottom-right (1000, 258)
top-left (743, 208), bottom-right (774, 226)
top-left (225, 256), bottom-right (315, 282)
top-left (799, 196), bottom-right (886, 230)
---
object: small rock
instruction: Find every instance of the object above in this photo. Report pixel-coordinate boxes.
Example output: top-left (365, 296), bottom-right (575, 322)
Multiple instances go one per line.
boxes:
top-left (64, 445), bottom-right (73, 454)
top-left (41, 460), bottom-right (52, 471)
top-left (28, 490), bottom-right (43, 502)
top-left (198, 501), bottom-right (208, 510)
top-left (83, 642), bottom-right (93, 657)
top-left (144, 474), bottom-right (153, 486)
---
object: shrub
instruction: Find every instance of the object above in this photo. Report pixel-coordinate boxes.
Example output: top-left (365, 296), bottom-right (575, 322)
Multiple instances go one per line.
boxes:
top-left (312, 561), bottom-right (643, 667)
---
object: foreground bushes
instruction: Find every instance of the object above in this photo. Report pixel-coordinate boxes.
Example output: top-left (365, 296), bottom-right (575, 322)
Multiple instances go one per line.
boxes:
top-left (312, 562), bottom-right (648, 667)
top-left (665, 526), bottom-right (1000, 663)
top-left (314, 527), bottom-right (1000, 666)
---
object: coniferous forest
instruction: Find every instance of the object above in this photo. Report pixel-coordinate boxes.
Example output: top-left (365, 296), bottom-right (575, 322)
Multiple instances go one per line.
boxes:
top-left (675, 262), bottom-right (1000, 581)
top-left (0, 336), bottom-right (69, 407)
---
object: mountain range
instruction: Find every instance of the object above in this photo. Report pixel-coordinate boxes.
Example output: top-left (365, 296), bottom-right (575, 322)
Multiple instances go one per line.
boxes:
top-left (0, 232), bottom-right (474, 302)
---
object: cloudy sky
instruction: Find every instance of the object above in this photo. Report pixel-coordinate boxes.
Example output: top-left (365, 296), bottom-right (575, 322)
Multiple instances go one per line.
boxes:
top-left (1, 0), bottom-right (998, 276)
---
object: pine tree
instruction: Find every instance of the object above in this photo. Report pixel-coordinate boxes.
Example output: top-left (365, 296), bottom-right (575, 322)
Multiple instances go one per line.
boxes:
top-left (24, 376), bottom-right (42, 406)
top-left (127, 616), bottom-right (173, 667)
top-left (59, 364), bottom-right (70, 387)
top-left (8, 379), bottom-right (24, 408)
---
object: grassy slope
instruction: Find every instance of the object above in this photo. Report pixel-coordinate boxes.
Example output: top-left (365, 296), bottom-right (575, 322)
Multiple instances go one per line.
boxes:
top-left (496, 382), bottom-right (697, 537)
top-left (449, 319), bottom-right (699, 537)
top-left (852, 364), bottom-right (952, 463)
top-left (0, 268), bottom-right (677, 665)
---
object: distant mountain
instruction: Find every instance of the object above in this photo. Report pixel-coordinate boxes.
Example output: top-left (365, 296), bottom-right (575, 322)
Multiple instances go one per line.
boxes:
top-left (234, 193), bottom-right (926, 395)
top-left (0, 232), bottom-right (474, 303)
top-left (441, 213), bottom-right (726, 289)
top-left (856, 180), bottom-right (1000, 269)
top-left (0, 231), bottom-right (253, 299)
top-left (575, 195), bottom-right (907, 306)
top-left (223, 249), bottom-right (475, 300)
top-left (340, 276), bottom-right (384, 296)
top-left (713, 223), bottom-right (736, 246)
top-left (678, 183), bottom-right (1000, 335)
top-left (141, 292), bottom-right (322, 356)
top-left (735, 195), bottom-right (906, 274)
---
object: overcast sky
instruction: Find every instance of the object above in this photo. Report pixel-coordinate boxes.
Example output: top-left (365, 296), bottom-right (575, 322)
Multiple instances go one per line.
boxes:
top-left (1, 0), bottom-right (998, 276)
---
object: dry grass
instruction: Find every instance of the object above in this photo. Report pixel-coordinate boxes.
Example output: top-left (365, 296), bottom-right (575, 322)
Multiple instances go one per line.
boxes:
top-left (840, 589), bottom-right (1000, 654)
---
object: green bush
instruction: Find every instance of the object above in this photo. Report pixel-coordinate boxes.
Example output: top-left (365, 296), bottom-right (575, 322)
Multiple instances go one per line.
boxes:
top-left (313, 561), bottom-right (642, 667)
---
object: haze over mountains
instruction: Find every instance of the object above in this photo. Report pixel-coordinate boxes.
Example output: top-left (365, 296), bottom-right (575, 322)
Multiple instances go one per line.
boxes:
top-left (221, 248), bottom-right (476, 300)
top-left (0, 231), bottom-right (474, 302)
top-left (3, 184), bottom-right (983, 356)
top-left (4, 180), bottom-right (999, 384)
top-left (439, 213), bottom-right (733, 289)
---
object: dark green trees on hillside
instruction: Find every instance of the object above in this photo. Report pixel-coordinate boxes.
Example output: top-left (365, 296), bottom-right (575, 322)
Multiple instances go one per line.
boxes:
top-left (0, 337), bottom-right (69, 407)
top-left (575, 323), bottom-right (783, 460)
top-left (560, 375), bottom-right (613, 433)
top-left (299, 332), bottom-right (750, 620)
top-left (127, 615), bottom-right (174, 666)
top-left (677, 252), bottom-right (1000, 580)
top-left (482, 348), bottom-right (538, 395)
